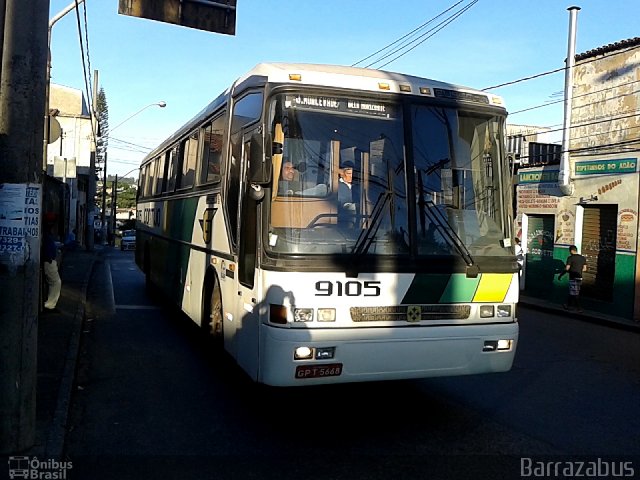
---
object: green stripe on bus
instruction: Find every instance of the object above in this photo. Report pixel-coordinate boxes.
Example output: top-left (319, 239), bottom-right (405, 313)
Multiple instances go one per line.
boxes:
top-left (166, 197), bottom-right (199, 304)
top-left (440, 274), bottom-right (480, 303)
top-left (401, 274), bottom-right (451, 304)
top-left (167, 197), bottom-right (200, 242)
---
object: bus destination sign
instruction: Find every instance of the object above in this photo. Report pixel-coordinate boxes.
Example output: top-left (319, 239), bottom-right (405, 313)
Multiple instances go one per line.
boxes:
top-left (287, 95), bottom-right (396, 118)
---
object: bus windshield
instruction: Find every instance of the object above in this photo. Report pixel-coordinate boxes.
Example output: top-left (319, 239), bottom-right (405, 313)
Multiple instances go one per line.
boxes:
top-left (267, 93), bottom-right (510, 259)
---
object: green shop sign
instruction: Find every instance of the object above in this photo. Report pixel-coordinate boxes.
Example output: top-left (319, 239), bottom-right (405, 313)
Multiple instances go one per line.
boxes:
top-left (575, 158), bottom-right (637, 176)
top-left (518, 169), bottom-right (559, 184)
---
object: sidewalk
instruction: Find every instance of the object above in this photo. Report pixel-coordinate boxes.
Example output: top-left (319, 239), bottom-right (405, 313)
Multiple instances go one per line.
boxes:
top-left (26, 246), bottom-right (99, 458)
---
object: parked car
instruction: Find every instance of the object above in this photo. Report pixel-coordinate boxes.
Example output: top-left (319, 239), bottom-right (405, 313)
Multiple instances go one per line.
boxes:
top-left (120, 230), bottom-right (136, 251)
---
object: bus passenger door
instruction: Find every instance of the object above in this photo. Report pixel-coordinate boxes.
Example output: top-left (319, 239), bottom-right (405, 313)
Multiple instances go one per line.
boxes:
top-left (234, 129), bottom-right (261, 380)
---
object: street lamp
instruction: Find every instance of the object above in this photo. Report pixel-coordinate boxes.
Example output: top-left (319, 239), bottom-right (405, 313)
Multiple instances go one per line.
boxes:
top-left (109, 101), bottom-right (167, 134)
top-left (100, 101), bottom-right (167, 244)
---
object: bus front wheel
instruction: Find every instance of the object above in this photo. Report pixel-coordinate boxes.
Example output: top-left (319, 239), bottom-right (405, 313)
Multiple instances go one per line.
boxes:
top-left (204, 279), bottom-right (224, 343)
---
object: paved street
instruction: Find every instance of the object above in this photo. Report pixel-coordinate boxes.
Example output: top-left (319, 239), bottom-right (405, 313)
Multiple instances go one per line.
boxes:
top-left (63, 248), bottom-right (640, 479)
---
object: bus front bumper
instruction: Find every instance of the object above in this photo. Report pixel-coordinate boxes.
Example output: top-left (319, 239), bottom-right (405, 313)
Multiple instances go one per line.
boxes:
top-left (258, 322), bottom-right (518, 386)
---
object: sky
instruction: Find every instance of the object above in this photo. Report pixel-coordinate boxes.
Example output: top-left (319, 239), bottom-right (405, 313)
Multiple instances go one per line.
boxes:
top-left (49, 0), bottom-right (640, 178)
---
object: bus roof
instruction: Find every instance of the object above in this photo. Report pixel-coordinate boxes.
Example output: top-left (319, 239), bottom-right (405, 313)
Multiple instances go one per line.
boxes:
top-left (141, 63), bottom-right (505, 166)
top-left (238, 62), bottom-right (502, 103)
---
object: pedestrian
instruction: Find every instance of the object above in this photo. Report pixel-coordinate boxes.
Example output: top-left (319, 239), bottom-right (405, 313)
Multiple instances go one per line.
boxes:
top-left (64, 228), bottom-right (78, 251)
top-left (558, 245), bottom-right (587, 312)
top-left (514, 237), bottom-right (524, 289)
top-left (514, 237), bottom-right (524, 270)
top-left (42, 221), bottom-right (62, 312)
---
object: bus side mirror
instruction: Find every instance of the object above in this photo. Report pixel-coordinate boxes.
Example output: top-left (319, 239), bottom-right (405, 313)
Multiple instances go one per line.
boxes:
top-left (248, 131), bottom-right (272, 184)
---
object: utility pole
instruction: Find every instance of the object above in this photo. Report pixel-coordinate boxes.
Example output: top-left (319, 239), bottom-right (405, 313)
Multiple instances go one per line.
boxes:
top-left (112, 175), bottom-right (118, 240)
top-left (101, 150), bottom-right (108, 244)
top-left (0, 0), bottom-right (49, 454)
top-left (86, 69), bottom-right (98, 250)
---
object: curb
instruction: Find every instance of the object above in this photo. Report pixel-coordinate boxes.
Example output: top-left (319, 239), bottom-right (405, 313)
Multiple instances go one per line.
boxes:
top-left (44, 253), bottom-right (97, 459)
top-left (519, 298), bottom-right (640, 333)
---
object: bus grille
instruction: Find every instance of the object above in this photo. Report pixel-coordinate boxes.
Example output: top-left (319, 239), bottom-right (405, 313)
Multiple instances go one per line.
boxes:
top-left (350, 305), bottom-right (471, 322)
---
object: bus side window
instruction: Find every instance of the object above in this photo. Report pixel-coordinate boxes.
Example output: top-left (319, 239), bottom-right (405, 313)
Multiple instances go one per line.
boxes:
top-left (199, 114), bottom-right (224, 185)
top-left (178, 131), bottom-right (198, 189)
top-left (138, 167), bottom-right (147, 200)
top-left (165, 146), bottom-right (179, 193)
top-left (143, 163), bottom-right (153, 197)
top-left (154, 153), bottom-right (167, 194)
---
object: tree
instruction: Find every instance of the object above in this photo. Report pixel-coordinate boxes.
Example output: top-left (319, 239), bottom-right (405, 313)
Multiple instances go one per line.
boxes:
top-left (96, 88), bottom-right (109, 222)
top-left (117, 182), bottom-right (137, 209)
top-left (96, 87), bottom-right (109, 164)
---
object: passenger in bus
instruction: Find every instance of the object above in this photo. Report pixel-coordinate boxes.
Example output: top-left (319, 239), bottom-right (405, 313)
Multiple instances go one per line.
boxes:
top-left (338, 161), bottom-right (356, 225)
top-left (338, 161), bottom-right (355, 209)
top-left (278, 161), bottom-right (301, 195)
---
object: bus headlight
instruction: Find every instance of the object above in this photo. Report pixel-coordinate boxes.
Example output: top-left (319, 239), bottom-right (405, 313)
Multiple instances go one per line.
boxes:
top-left (294, 346), bottom-right (314, 360)
top-left (317, 308), bottom-right (336, 322)
top-left (480, 305), bottom-right (495, 318)
top-left (293, 308), bottom-right (314, 322)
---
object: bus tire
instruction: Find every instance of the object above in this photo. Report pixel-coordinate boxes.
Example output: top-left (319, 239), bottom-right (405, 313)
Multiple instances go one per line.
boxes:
top-left (203, 275), bottom-right (224, 343)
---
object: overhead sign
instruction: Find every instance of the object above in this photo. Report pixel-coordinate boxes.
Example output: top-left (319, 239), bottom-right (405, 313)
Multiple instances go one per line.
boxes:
top-left (118, 0), bottom-right (237, 35)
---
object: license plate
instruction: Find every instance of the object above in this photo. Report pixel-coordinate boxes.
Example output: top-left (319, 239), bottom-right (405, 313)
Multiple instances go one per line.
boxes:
top-left (295, 363), bottom-right (343, 379)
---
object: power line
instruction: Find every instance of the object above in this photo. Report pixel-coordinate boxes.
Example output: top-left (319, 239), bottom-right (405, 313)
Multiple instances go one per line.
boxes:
top-left (509, 78), bottom-right (640, 116)
top-left (81, 0), bottom-right (93, 108)
top-left (72, 0), bottom-right (99, 146)
top-left (351, 0), bottom-right (479, 70)
top-left (373, 1), bottom-right (479, 70)
top-left (351, 0), bottom-right (468, 68)
top-left (511, 108), bottom-right (640, 141)
top-left (109, 137), bottom-right (155, 153)
top-left (483, 66), bottom-right (565, 91)
top-left (483, 43), bottom-right (640, 91)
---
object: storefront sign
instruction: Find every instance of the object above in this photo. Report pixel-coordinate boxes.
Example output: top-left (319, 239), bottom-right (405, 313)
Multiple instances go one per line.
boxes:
top-left (574, 158), bottom-right (637, 176)
top-left (517, 183), bottom-right (561, 210)
top-left (617, 208), bottom-right (637, 251)
top-left (518, 169), bottom-right (559, 184)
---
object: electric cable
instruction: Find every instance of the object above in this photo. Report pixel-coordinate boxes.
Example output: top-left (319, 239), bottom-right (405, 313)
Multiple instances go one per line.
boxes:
top-left (483, 42), bottom-right (640, 91)
top-left (370, 1), bottom-right (479, 70)
top-left (351, 0), bottom-right (468, 67)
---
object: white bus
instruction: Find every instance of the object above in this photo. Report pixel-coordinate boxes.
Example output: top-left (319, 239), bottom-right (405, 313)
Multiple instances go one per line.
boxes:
top-left (136, 63), bottom-right (519, 386)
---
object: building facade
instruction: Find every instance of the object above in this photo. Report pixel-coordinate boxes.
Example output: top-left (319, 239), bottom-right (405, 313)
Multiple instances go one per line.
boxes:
top-left (515, 37), bottom-right (640, 321)
top-left (46, 84), bottom-right (93, 246)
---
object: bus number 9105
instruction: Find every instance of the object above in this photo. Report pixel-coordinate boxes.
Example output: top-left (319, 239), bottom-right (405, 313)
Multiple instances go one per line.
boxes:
top-left (315, 280), bottom-right (381, 297)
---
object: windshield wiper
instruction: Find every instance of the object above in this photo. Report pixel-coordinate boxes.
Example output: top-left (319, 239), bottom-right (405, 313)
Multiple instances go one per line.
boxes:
top-left (352, 191), bottom-right (392, 257)
top-left (423, 200), bottom-right (479, 278)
